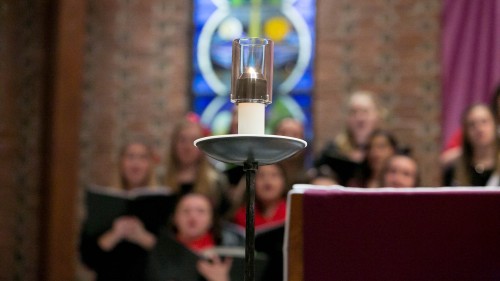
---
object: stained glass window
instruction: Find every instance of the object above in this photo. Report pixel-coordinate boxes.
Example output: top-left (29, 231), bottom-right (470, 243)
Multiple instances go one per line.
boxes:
top-left (193, 0), bottom-right (316, 140)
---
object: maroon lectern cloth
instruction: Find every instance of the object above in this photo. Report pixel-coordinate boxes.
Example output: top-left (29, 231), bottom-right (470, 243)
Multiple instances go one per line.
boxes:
top-left (302, 188), bottom-right (500, 281)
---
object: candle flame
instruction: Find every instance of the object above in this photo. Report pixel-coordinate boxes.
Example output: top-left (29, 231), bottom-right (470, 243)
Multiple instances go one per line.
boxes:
top-left (247, 67), bottom-right (258, 79)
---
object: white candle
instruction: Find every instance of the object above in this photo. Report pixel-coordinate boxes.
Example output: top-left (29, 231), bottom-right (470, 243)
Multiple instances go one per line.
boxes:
top-left (238, 103), bottom-right (265, 134)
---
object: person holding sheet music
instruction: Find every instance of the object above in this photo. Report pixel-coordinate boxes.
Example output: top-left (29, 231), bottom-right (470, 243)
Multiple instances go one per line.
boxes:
top-left (79, 139), bottom-right (167, 281)
top-left (164, 115), bottom-right (231, 216)
top-left (147, 193), bottom-right (246, 281)
top-left (444, 104), bottom-right (500, 186)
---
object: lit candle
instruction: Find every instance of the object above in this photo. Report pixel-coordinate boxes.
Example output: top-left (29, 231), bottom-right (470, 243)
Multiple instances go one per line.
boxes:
top-left (236, 67), bottom-right (267, 134)
top-left (230, 38), bottom-right (274, 135)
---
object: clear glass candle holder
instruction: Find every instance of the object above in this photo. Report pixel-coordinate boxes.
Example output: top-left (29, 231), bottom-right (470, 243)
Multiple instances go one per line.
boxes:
top-left (231, 38), bottom-right (274, 134)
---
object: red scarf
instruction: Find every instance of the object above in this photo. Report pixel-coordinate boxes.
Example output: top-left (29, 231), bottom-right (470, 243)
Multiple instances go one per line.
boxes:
top-left (234, 199), bottom-right (287, 228)
top-left (177, 232), bottom-right (215, 252)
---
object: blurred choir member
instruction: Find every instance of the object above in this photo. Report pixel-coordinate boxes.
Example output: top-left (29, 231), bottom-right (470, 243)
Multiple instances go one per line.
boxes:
top-left (164, 115), bottom-right (230, 215)
top-left (80, 140), bottom-right (160, 281)
top-left (444, 104), bottom-right (500, 186)
top-left (147, 193), bottom-right (237, 281)
top-left (306, 165), bottom-right (338, 186)
top-left (232, 163), bottom-right (289, 281)
top-left (274, 117), bottom-right (309, 185)
top-left (233, 164), bottom-right (288, 228)
top-left (348, 130), bottom-right (398, 188)
top-left (379, 154), bottom-right (420, 188)
top-left (315, 90), bottom-right (383, 185)
top-left (440, 84), bottom-right (500, 168)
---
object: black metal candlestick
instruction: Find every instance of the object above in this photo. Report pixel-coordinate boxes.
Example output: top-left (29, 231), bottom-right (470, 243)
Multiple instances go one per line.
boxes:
top-left (244, 161), bottom-right (258, 280)
top-left (194, 134), bottom-right (306, 281)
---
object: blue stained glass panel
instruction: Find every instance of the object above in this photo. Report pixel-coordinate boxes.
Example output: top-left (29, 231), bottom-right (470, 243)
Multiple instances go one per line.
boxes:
top-left (192, 0), bottom-right (316, 140)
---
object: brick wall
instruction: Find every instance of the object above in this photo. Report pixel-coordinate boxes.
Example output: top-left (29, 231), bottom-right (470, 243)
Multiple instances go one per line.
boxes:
top-left (0, 0), bottom-right (46, 279)
top-left (314, 0), bottom-right (442, 186)
top-left (80, 0), bottom-right (192, 188)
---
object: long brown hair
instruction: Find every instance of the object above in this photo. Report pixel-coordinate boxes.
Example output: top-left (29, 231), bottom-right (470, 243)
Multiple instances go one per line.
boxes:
top-left (378, 153), bottom-right (420, 187)
top-left (255, 163), bottom-right (289, 209)
top-left (112, 138), bottom-right (158, 190)
top-left (164, 119), bottom-right (220, 198)
top-left (171, 193), bottom-right (223, 245)
top-left (455, 104), bottom-right (499, 185)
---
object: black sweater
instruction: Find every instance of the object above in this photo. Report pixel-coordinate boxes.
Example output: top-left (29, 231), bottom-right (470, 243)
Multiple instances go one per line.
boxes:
top-left (79, 232), bottom-right (150, 281)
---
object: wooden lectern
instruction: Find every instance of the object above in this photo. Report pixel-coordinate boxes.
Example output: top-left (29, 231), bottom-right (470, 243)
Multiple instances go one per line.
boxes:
top-left (285, 185), bottom-right (500, 281)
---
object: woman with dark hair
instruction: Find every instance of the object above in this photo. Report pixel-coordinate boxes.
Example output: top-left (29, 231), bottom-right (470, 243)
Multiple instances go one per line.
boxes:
top-left (348, 130), bottom-right (399, 188)
top-left (379, 154), bottom-right (420, 188)
top-left (233, 163), bottom-right (289, 228)
top-left (147, 193), bottom-right (240, 281)
top-left (444, 104), bottom-right (500, 186)
top-left (231, 163), bottom-right (289, 281)
top-left (441, 84), bottom-right (500, 168)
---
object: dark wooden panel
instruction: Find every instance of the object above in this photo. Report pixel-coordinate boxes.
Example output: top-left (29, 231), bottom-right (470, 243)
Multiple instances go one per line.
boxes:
top-left (0, 0), bottom-right (48, 279)
top-left (39, 0), bottom-right (87, 280)
top-left (288, 194), bottom-right (304, 281)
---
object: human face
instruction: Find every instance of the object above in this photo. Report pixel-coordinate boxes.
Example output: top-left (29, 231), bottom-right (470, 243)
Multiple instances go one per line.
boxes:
top-left (383, 156), bottom-right (418, 188)
top-left (256, 165), bottom-right (286, 205)
top-left (275, 119), bottom-right (304, 139)
top-left (367, 135), bottom-right (396, 172)
top-left (121, 143), bottom-right (153, 189)
top-left (175, 125), bottom-right (203, 166)
top-left (466, 106), bottom-right (496, 148)
top-left (174, 194), bottom-right (213, 241)
top-left (347, 95), bottom-right (379, 143)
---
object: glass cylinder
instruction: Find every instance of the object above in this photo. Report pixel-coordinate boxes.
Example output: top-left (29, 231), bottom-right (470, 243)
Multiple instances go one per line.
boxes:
top-left (231, 38), bottom-right (274, 104)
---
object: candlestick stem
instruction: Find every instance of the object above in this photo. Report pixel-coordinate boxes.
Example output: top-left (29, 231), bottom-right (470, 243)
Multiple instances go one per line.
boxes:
top-left (244, 161), bottom-right (258, 281)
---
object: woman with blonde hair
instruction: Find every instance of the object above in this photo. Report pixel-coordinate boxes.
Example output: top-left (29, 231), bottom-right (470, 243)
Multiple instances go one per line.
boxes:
top-left (111, 137), bottom-right (159, 189)
top-left (164, 114), bottom-right (230, 215)
top-left (337, 91), bottom-right (383, 161)
top-left (315, 90), bottom-right (384, 185)
top-left (80, 138), bottom-right (165, 281)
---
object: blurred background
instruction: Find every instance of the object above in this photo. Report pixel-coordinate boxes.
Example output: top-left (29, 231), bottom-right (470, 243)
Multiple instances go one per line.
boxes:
top-left (1, 0), bottom-right (499, 280)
